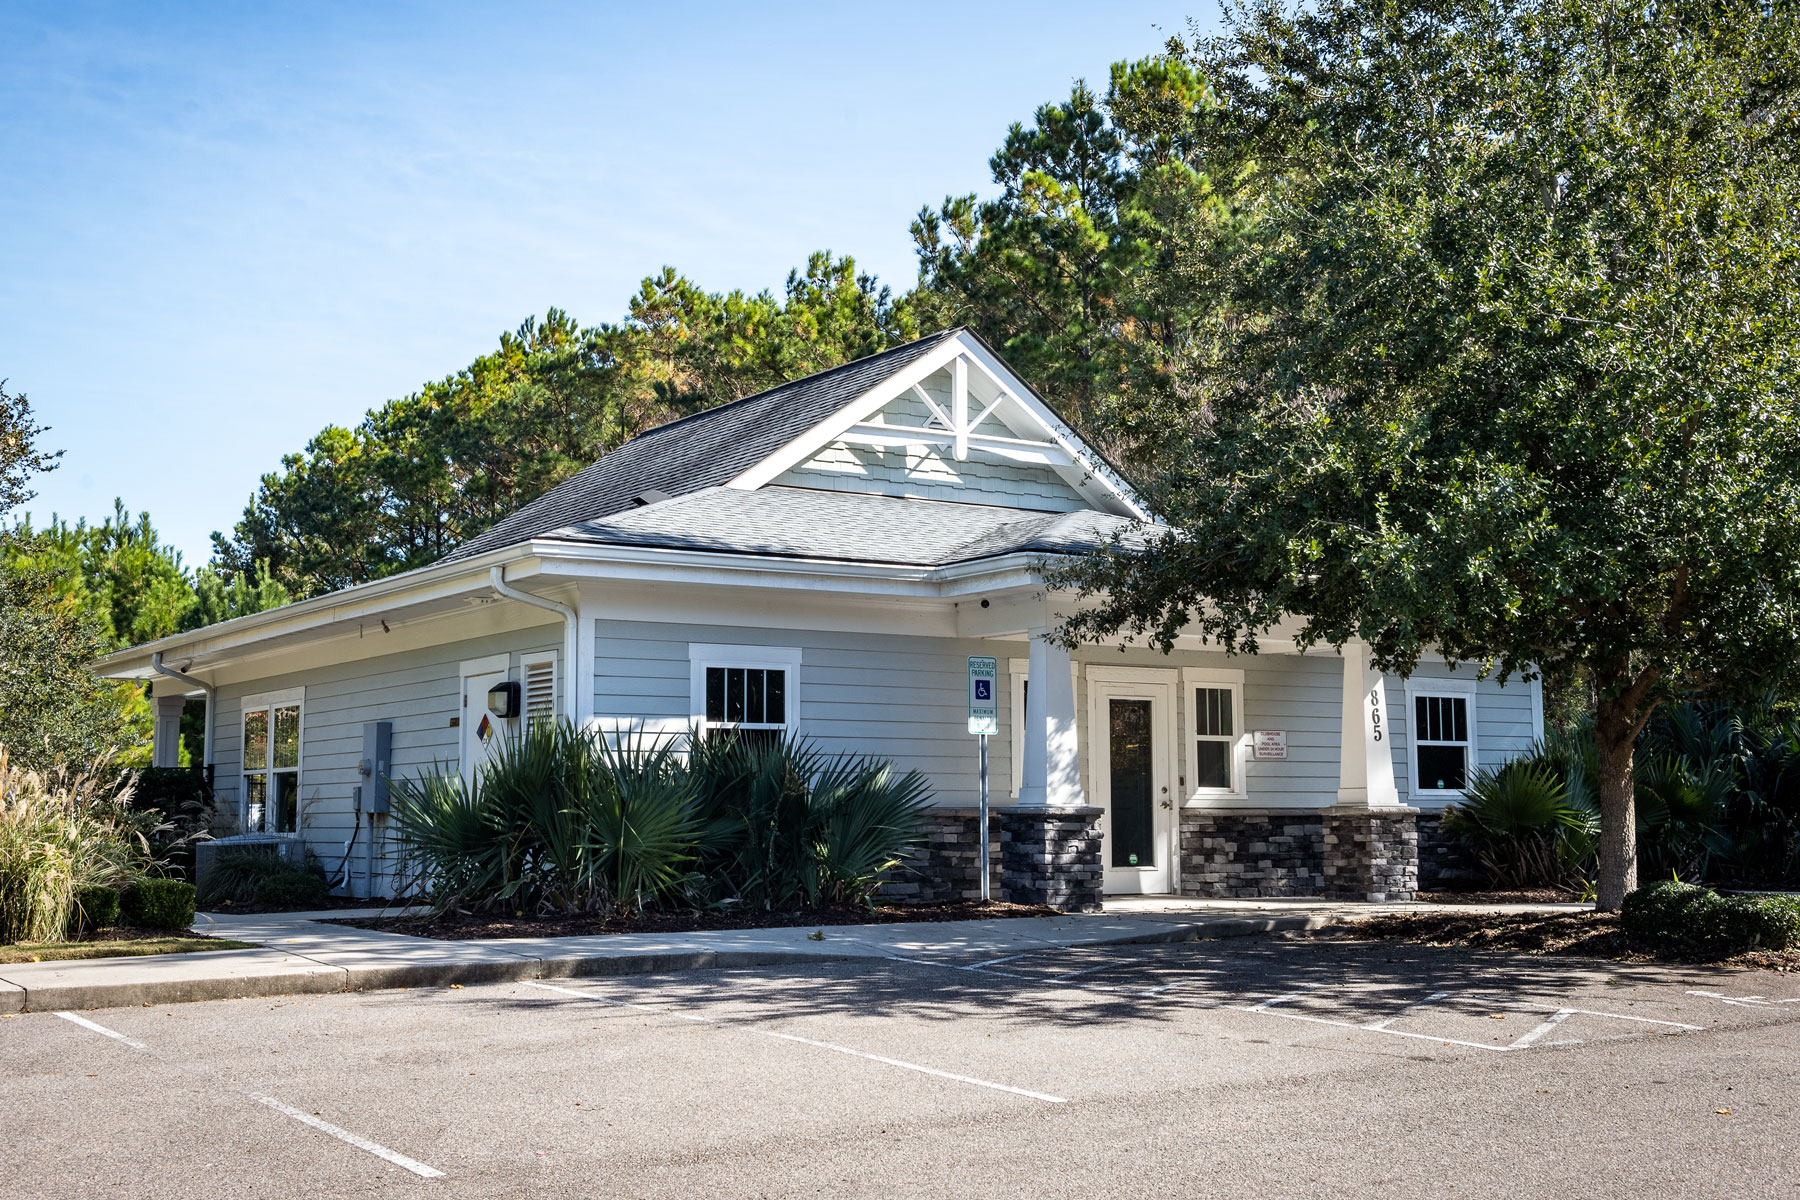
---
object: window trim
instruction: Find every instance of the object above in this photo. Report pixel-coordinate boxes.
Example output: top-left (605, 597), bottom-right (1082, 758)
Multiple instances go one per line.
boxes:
top-left (1181, 668), bottom-right (1247, 802)
top-left (688, 643), bottom-right (802, 735)
top-left (240, 687), bottom-right (304, 836)
top-left (1402, 676), bottom-right (1479, 801)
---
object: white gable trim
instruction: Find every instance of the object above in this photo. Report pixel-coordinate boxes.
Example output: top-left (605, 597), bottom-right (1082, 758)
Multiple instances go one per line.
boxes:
top-left (725, 335), bottom-right (967, 493)
top-left (725, 331), bottom-right (1150, 520)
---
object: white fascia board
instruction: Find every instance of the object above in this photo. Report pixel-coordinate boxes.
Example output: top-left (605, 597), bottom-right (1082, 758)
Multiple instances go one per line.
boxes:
top-left (724, 336), bottom-right (969, 490)
top-left (954, 334), bottom-right (1152, 521)
top-left (91, 542), bottom-right (539, 679)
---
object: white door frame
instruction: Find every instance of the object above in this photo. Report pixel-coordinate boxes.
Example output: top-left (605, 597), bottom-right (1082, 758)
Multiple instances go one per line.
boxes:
top-left (1086, 666), bottom-right (1178, 894)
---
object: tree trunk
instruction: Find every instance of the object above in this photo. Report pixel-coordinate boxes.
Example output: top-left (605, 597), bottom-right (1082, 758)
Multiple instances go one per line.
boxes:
top-left (1593, 709), bottom-right (1639, 912)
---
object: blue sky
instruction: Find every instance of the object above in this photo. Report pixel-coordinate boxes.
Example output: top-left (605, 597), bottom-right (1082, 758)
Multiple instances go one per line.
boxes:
top-left (2, 1), bottom-right (1207, 567)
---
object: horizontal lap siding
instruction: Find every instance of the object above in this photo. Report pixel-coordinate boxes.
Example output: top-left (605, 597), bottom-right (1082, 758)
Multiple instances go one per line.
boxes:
top-left (213, 629), bottom-right (562, 854)
top-left (1386, 664), bottom-right (1541, 807)
top-left (593, 620), bottom-right (991, 807)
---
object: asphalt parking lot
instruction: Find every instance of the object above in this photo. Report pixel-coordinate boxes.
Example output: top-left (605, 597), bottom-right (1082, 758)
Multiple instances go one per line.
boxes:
top-left (5, 935), bottom-right (1797, 1199)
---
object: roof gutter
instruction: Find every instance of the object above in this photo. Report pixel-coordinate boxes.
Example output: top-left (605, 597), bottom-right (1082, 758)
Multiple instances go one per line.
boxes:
top-left (489, 566), bottom-right (583, 727)
top-left (150, 652), bottom-right (216, 772)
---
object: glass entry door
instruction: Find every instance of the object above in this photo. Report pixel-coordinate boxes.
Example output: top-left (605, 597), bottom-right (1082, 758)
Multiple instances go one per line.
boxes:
top-left (1090, 672), bottom-right (1176, 894)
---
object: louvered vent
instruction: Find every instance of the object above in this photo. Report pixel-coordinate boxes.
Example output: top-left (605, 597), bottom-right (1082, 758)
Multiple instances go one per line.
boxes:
top-left (524, 659), bottom-right (557, 730)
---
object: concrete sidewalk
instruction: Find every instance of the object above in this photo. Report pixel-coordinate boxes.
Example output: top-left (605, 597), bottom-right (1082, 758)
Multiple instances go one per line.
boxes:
top-left (0, 896), bottom-right (1586, 1013)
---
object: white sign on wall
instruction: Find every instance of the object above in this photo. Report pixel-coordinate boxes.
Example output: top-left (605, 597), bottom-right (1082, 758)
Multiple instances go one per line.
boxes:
top-left (1253, 729), bottom-right (1289, 760)
top-left (967, 656), bottom-right (999, 735)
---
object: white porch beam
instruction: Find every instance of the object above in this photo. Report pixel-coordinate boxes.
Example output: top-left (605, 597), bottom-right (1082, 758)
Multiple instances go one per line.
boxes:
top-left (1337, 640), bottom-right (1402, 808)
top-left (839, 424), bottom-right (1074, 466)
top-left (1018, 629), bottom-right (1086, 809)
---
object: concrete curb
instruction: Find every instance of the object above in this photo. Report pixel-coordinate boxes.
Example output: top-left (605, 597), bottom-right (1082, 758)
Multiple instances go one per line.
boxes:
top-left (0, 912), bottom-right (1340, 1013)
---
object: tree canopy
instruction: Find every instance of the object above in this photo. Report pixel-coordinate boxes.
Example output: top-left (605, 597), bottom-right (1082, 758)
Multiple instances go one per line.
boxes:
top-left (215, 253), bottom-right (918, 597)
top-left (1050, 0), bottom-right (1800, 908)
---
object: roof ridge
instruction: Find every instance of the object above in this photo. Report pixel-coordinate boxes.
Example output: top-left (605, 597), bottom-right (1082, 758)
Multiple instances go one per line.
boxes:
top-left (624, 327), bottom-right (963, 445)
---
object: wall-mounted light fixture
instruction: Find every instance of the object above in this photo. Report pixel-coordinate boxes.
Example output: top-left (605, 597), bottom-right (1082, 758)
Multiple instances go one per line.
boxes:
top-left (486, 680), bottom-right (521, 720)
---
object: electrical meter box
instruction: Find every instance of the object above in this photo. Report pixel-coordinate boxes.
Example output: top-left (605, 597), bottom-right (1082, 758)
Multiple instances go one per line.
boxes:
top-left (360, 720), bottom-right (393, 812)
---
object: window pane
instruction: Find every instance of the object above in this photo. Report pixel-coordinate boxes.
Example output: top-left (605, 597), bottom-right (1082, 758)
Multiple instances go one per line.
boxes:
top-left (1452, 697), bottom-right (1468, 743)
top-left (244, 709), bottom-right (268, 771)
top-left (726, 668), bottom-right (746, 722)
top-left (746, 668), bottom-right (766, 725)
top-left (244, 772), bottom-right (267, 833)
top-left (706, 667), bottom-right (725, 722)
top-left (273, 705), bottom-right (300, 770)
top-left (1418, 744), bottom-right (1467, 791)
top-left (1195, 740), bottom-right (1230, 789)
top-left (272, 771), bottom-right (299, 834)
top-left (1195, 687), bottom-right (1233, 738)
top-left (765, 670), bottom-right (785, 725)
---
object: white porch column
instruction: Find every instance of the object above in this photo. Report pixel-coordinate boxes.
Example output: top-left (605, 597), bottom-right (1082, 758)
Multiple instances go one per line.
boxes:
top-left (151, 694), bottom-right (187, 768)
top-left (575, 597), bottom-right (599, 732)
top-left (1337, 639), bottom-right (1401, 808)
top-left (1017, 629), bottom-right (1086, 809)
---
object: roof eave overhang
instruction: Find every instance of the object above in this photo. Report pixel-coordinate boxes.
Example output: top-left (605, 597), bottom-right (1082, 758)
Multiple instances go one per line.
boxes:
top-left (92, 538), bottom-right (1078, 682)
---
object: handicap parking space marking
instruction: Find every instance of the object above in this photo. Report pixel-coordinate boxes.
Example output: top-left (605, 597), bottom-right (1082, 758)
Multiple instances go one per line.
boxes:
top-left (52, 1012), bottom-right (445, 1179)
top-left (1687, 989), bottom-right (1800, 1009)
top-left (521, 980), bottom-right (1068, 1104)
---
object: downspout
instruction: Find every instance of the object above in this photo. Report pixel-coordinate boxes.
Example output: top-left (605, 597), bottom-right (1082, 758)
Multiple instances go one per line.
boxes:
top-left (150, 651), bottom-right (216, 774)
top-left (488, 566), bottom-right (580, 728)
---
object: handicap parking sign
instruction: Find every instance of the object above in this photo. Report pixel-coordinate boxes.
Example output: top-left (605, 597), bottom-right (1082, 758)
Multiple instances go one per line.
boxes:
top-left (967, 656), bottom-right (999, 735)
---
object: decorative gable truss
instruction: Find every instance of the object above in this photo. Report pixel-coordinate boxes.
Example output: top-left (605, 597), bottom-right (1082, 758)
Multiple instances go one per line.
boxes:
top-left (726, 331), bottom-right (1150, 519)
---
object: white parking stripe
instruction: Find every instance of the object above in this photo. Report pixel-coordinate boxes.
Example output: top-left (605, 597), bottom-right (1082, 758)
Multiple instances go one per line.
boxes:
top-left (1688, 989), bottom-right (1800, 1008)
top-left (1509, 1009), bottom-right (1575, 1049)
top-left (242, 1092), bottom-right (446, 1179)
top-left (54, 1011), bottom-right (444, 1179)
top-left (56, 1011), bottom-right (148, 1050)
top-left (1363, 990), bottom-right (1450, 1030)
top-left (522, 980), bottom-right (1068, 1104)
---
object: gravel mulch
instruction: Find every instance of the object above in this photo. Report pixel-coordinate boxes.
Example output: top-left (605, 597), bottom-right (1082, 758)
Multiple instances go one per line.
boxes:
top-left (328, 899), bottom-right (1059, 941)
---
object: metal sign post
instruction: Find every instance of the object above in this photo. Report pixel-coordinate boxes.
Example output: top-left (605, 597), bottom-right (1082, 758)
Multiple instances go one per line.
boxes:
top-left (967, 656), bottom-right (999, 902)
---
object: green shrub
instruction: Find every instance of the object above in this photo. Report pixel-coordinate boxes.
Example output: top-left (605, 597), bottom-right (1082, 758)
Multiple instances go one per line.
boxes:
top-left (252, 870), bottom-right (330, 909)
top-left (390, 720), bottom-right (931, 916)
top-left (198, 847), bottom-right (292, 907)
top-left (70, 885), bottom-right (121, 934)
top-left (1443, 760), bottom-right (1591, 890)
top-left (123, 878), bottom-right (196, 931)
top-left (1620, 880), bottom-right (1800, 958)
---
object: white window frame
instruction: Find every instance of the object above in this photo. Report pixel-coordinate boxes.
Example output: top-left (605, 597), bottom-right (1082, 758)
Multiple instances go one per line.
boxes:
top-left (1403, 676), bottom-right (1479, 800)
top-left (240, 686), bottom-right (304, 835)
top-left (1181, 667), bottom-right (1247, 802)
top-left (688, 643), bottom-right (802, 737)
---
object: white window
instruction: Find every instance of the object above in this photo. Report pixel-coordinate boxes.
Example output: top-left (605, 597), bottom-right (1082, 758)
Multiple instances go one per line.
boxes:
top-left (1404, 678), bottom-right (1478, 796)
top-left (241, 688), bottom-right (303, 834)
top-left (1182, 668), bottom-right (1246, 799)
top-left (688, 644), bottom-right (801, 742)
top-left (523, 657), bottom-right (558, 732)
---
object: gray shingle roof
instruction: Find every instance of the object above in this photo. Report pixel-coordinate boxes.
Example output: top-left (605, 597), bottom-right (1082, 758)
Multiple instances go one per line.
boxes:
top-left (446, 329), bottom-right (962, 562)
top-left (537, 486), bottom-right (1151, 567)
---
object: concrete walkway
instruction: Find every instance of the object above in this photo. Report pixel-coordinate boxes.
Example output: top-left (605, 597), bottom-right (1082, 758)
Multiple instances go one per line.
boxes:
top-left (0, 897), bottom-right (1586, 1013)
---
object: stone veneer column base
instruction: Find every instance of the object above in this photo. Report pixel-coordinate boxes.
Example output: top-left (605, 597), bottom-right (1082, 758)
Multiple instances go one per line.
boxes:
top-left (1000, 806), bottom-right (1104, 912)
top-left (1179, 809), bottom-right (1326, 898)
top-left (1321, 805), bottom-right (1420, 901)
top-left (877, 807), bottom-right (1001, 903)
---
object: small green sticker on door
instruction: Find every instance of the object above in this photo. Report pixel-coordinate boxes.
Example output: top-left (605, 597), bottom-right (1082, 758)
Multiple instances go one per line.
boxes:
top-left (1128, 853), bottom-right (1138, 865)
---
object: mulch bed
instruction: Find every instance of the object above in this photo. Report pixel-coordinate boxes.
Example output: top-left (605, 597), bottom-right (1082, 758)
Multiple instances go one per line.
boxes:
top-left (328, 899), bottom-right (1058, 941)
top-left (1417, 890), bottom-right (1583, 905)
top-left (202, 895), bottom-right (398, 915)
top-left (1322, 908), bottom-right (1799, 972)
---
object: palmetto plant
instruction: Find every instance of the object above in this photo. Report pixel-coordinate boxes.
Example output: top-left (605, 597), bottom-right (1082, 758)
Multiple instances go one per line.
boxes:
top-left (1443, 760), bottom-right (1589, 891)
top-left (392, 723), bottom-right (932, 916)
